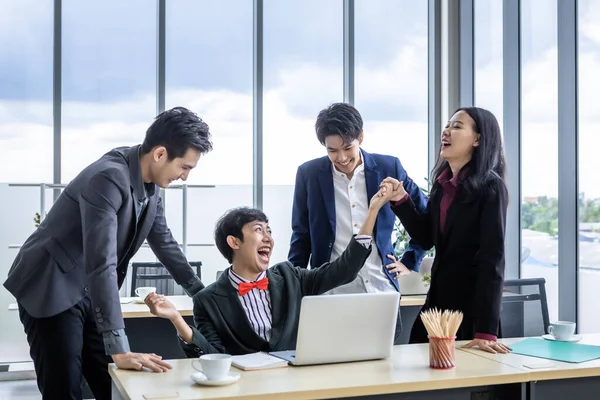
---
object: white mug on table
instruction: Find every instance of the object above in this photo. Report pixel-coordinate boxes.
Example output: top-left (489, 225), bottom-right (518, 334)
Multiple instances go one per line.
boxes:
top-left (192, 354), bottom-right (232, 381)
top-left (548, 321), bottom-right (576, 340)
top-left (134, 286), bottom-right (156, 300)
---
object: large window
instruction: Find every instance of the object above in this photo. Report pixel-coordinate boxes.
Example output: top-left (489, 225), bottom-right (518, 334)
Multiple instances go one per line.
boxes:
top-left (166, 0), bottom-right (252, 188)
top-left (0, 0), bottom-right (53, 183)
top-left (354, 0), bottom-right (428, 189)
top-left (61, 0), bottom-right (157, 182)
top-left (0, 0), bottom-right (54, 365)
top-left (520, 0), bottom-right (559, 322)
top-left (262, 0), bottom-right (344, 263)
top-left (577, 0), bottom-right (600, 334)
top-left (165, 0), bottom-right (253, 283)
top-left (474, 0), bottom-right (503, 133)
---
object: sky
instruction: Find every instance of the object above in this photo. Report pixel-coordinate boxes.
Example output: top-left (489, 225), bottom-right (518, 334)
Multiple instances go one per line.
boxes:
top-left (0, 0), bottom-right (599, 199)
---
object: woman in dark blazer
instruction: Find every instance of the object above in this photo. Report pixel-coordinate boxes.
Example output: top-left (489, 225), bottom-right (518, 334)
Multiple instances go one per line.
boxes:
top-left (382, 107), bottom-right (510, 354)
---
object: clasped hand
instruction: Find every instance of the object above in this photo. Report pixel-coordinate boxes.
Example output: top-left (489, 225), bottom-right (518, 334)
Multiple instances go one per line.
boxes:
top-left (369, 181), bottom-right (397, 210)
top-left (379, 177), bottom-right (407, 201)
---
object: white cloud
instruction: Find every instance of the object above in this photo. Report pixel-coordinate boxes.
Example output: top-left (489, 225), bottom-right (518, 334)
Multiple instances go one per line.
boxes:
top-left (2, 36), bottom-right (600, 199)
top-left (580, 0), bottom-right (600, 45)
top-left (355, 36), bottom-right (428, 112)
top-left (0, 122), bottom-right (53, 183)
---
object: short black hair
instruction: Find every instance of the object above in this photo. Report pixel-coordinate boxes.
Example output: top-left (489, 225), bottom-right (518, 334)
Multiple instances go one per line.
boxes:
top-left (214, 207), bottom-right (269, 264)
top-left (141, 106), bottom-right (213, 160)
top-left (315, 102), bottom-right (363, 145)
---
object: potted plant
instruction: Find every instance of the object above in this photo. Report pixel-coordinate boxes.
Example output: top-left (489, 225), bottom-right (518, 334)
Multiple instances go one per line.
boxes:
top-left (392, 178), bottom-right (434, 292)
top-left (34, 212), bottom-right (41, 228)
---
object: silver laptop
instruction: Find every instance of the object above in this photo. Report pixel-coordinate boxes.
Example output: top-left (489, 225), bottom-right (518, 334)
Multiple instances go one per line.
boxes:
top-left (270, 292), bottom-right (400, 366)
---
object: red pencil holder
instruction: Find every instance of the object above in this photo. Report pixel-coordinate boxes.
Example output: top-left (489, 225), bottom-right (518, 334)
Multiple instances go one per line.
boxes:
top-left (428, 336), bottom-right (456, 369)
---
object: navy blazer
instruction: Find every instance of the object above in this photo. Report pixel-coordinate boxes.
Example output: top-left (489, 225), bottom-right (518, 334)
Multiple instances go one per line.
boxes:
top-left (288, 149), bottom-right (428, 291)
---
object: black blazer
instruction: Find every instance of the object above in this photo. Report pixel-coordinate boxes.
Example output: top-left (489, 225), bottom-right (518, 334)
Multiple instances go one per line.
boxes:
top-left (180, 238), bottom-right (371, 356)
top-left (393, 176), bottom-right (508, 340)
top-left (4, 145), bottom-right (203, 333)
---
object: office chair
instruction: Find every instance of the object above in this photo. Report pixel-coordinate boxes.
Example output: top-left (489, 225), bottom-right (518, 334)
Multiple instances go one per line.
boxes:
top-left (130, 261), bottom-right (202, 296)
top-left (501, 277), bottom-right (550, 337)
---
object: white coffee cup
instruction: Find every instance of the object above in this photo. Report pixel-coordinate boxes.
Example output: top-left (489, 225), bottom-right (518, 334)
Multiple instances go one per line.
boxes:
top-left (548, 321), bottom-right (576, 340)
top-left (134, 286), bottom-right (156, 300)
top-left (192, 354), bottom-right (232, 381)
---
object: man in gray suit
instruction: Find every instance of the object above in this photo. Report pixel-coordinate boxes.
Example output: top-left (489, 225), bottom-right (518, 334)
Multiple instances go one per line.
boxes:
top-left (3, 107), bottom-right (212, 400)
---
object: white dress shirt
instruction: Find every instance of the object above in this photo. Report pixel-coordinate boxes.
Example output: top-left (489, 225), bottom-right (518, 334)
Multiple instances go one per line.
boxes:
top-left (326, 158), bottom-right (396, 295)
top-left (228, 269), bottom-right (272, 341)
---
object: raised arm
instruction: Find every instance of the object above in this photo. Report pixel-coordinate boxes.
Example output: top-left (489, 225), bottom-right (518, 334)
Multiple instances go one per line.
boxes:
top-left (288, 166), bottom-right (311, 268)
top-left (146, 194), bottom-right (204, 296)
top-left (294, 185), bottom-right (393, 295)
top-left (382, 177), bottom-right (435, 251)
top-left (394, 158), bottom-right (428, 271)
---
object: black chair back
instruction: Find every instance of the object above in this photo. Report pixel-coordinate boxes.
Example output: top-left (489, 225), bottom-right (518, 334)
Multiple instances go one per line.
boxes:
top-left (130, 261), bottom-right (202, 296)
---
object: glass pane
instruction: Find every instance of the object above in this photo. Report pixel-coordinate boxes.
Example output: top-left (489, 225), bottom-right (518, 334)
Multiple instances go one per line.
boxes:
top-left (578, 0), bottom-right (600, 334)
top-left (520, 0), bottom-right (558, 325)
top-left (474, 0), bottom-right (503, 134)
top-left (166, 0), bottom-right (252, 187)
top-left (0, 0), bottom-right (53, 183)
top-left (354, 0), bottom-right (428, 189)
top-left (262, 0), bottom-right (343, 263)
top-left (0, 0), bottom-right (54, 365)
top-left (165, 0), bottom-right (253, 283)
top-left (61, 0), bottom-right (156, 182)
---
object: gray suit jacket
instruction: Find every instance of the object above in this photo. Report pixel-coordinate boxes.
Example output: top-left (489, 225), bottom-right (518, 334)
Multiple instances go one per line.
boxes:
top-left (4, 145), bottom-right (204, 335)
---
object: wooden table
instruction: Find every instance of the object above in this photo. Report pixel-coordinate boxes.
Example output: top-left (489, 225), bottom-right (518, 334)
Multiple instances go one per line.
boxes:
top-left (109, 343), bottom-right (527, 400)
top-left (462, 334), bottom-right (600, 400)
top-left (118, 294), bottom-right (427, 318)
top-left (8, 295), bottom-right (426, 317)
top-left (9, 295), bottom-right (426, 318)
top-left (6, 294), bottom-right (427, 316)
top-left (7, 295), bottom-right (427, 359)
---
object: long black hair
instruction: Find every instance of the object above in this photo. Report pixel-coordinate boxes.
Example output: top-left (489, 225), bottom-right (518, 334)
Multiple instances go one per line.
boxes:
top-left (430, 107), bottom-right (507, 201)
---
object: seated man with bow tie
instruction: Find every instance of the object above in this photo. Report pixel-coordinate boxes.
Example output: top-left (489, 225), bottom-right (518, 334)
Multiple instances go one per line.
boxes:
top-left (144, 185), bottom-right (393, 356)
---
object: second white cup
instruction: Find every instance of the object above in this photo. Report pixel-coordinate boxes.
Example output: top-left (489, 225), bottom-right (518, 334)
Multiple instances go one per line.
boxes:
top-left (192, 354), bottom-right (232, 381)
top-left (548, 321), bottom-right (576, 340)
top-left (134, 286), bottom-right (156, 300)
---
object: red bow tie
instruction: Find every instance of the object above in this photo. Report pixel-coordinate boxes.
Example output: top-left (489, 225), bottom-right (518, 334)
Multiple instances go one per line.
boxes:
top-left (238, 277), bottom-right (269, 296)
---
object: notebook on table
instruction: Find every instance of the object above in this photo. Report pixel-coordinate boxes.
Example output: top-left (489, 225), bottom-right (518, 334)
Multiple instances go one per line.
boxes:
top-left (509, 338), bottom-right (600, 363)
top-left (231, 352), bottom-right (288, 371)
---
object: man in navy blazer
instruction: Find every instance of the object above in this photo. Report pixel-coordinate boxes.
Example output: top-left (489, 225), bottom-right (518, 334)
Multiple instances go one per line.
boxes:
top-left (288, 103), bottom-right (428, 341)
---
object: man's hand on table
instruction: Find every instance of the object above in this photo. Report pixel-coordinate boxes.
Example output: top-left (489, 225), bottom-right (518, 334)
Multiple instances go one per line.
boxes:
top-left (112, 352), bottom-right (172, 372)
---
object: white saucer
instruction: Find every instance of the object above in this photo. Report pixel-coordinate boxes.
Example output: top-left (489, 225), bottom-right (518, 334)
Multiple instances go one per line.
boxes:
top-left (118, 297), bottom-right (144, 304)
top-left (542, 334), bottom-right (582, 343)
top-left (190, 371), bottom-right (240, 386)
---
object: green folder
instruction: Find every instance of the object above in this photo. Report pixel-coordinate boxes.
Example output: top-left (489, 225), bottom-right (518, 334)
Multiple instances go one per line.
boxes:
top-left (509, 338), bottom-right (600, 363)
